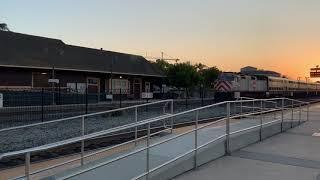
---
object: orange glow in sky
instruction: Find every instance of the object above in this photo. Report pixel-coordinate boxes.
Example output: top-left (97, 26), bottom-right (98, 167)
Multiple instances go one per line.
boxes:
top-left (2, 0), bottom-right (320, 81)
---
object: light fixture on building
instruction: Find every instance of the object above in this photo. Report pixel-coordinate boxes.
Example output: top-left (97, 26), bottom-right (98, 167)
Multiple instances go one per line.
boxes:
top-left (119, 76), bottom-right (123, 79)
top-left (41, 72), bottom-right (47, 75)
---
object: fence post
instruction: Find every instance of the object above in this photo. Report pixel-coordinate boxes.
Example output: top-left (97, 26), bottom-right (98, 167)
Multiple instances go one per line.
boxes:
top-left (146, 122), bottom-right (150, 180)
top-left (240, 100), bottom-right (243, 119)
top-left (85, 88), bottom-right (88, 114)
top-left (25, 152), bottom-right (30, 180)
top-left (260, 100), bottom-right (263, 141)
top-left (119, 88), bottom-right (122, 108)
top-left (194, 110), bottom-right (199, 169)
top-left (273, 101), bottom-right (276, 120)
top-left (281, 98), bottom-right (284, 132)
top-left (185, 97), bottom-right (188, 109)
top-left (225, 102), bottom-right (230, 155)
top-left (135, 107), bottom-right (138, 146)
top-left (171, 100), bottom-right (174, 133)
top-left (299, 103), bottom-right (301, 124)
top-left (201, 87), bottom-right (204, 106)
top-left (234, 101), bottom-right (236, 115)
top-left (41, 88), bottom-right (44, 122)
top-left (291, 100), bottom-right (294, 128)
top-left (81, 116), bottom-right (85, 166)
top-left (58, 84), bottom-right (61, 105)
top-left (252, 100), bottom-right (255, 113)
top-left (307, 103), bottom-right (310, 121)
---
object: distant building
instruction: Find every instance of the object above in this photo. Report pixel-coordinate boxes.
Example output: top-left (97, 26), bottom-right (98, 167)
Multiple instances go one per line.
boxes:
top-left (240, 66), bottom-right (281, 77)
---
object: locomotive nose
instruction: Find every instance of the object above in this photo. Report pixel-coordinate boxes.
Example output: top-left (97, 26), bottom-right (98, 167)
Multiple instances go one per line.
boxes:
top-left (214, 80), bottom-right (232, 92)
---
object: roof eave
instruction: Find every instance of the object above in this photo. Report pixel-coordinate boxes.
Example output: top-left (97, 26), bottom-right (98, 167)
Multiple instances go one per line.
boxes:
top-left (0, 64), bottom-right (166, 78)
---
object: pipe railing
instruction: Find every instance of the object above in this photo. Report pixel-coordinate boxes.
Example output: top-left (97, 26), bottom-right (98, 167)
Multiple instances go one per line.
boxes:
top-left (0, 99), bottom-right (173, 133)
top-left (0, 97), bottom-right (310, 180)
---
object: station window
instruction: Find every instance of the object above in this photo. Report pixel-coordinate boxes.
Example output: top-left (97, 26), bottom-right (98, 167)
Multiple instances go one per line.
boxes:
top-left (87, 78), bottom-right (99, 85)
top-left (111, 79), bottom-right (130, 94)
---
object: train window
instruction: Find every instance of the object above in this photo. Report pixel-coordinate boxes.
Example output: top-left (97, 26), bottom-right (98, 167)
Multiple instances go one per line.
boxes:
top-left (219, 74), bottom-right (235, 81)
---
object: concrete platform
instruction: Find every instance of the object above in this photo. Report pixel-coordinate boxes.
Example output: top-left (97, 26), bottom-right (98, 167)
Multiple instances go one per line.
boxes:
top-left (40, 102), bottom-right (310, 180)
top-left (173, 156), bottom-right (320, 180)
top-left (174, 103), bottom-right (320, 180)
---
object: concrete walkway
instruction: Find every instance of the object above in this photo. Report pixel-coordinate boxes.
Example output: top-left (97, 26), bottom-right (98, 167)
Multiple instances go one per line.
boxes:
top-left (174, 103), bottom-right (320, 180)
top-left (41, 102), bottom-right (309, 180)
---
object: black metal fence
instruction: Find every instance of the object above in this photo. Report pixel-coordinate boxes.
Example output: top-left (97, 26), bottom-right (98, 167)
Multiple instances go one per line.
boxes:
top-left (0, 87), bottom-right (215, 107)
top-left (0, 87), bottom-right (216, 129)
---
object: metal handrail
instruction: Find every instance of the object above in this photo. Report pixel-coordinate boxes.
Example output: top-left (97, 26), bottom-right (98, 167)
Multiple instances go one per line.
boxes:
top-left (1, 99), bottom-right (304, 158)
top-left (12, 127), bottom-right (173, 179)
top-left (0, 114), bottom-right (173, 159)
top-left (0, 99), bottom-right (173, 133)
top-left (1, 97), bottom-right (309, 180)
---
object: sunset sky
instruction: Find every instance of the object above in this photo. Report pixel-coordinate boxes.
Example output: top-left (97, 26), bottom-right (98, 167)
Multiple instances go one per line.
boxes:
top-left (2, 0), bottom-right (320, 80)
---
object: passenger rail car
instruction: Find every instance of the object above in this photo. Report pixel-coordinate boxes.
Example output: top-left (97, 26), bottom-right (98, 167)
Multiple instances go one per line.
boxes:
top-left (214, 72), bottom-right (319, 100)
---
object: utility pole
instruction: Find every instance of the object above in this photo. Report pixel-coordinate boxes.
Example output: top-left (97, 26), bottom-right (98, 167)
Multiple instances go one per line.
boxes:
top-left (161, 52), bottom-right (164, 61)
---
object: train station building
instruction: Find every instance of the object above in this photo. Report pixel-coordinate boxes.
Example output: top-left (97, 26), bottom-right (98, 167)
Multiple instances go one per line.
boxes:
top-left (0, 31), bottom-right (164, 99)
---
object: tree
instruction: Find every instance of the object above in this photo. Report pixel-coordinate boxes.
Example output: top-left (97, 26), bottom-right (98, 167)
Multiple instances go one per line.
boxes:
top-left (153, 59), bottom-right (172, 74)
top-left (0, 23), bottom-right (9, 31)
top-left (282, 75), bottom-right (288, 79)
top-left (194, 63), bottom-right (207, 72)
top-left (167, 62), bottom-right (201, 92)
top-left (200, 66), bottom-right (220, 88)
top-left (152, 59), bottom-right (221, 96)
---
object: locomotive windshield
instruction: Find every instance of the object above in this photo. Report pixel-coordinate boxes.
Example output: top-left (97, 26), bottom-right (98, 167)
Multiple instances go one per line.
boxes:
top-left (218, 73), bottom-right (236, 81)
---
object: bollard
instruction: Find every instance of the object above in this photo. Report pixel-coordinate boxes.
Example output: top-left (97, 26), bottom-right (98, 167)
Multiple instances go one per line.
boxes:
top-left (194, 110), bottom-right (199, 169)
top-left (225, 102), bottom-right (230, 155)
